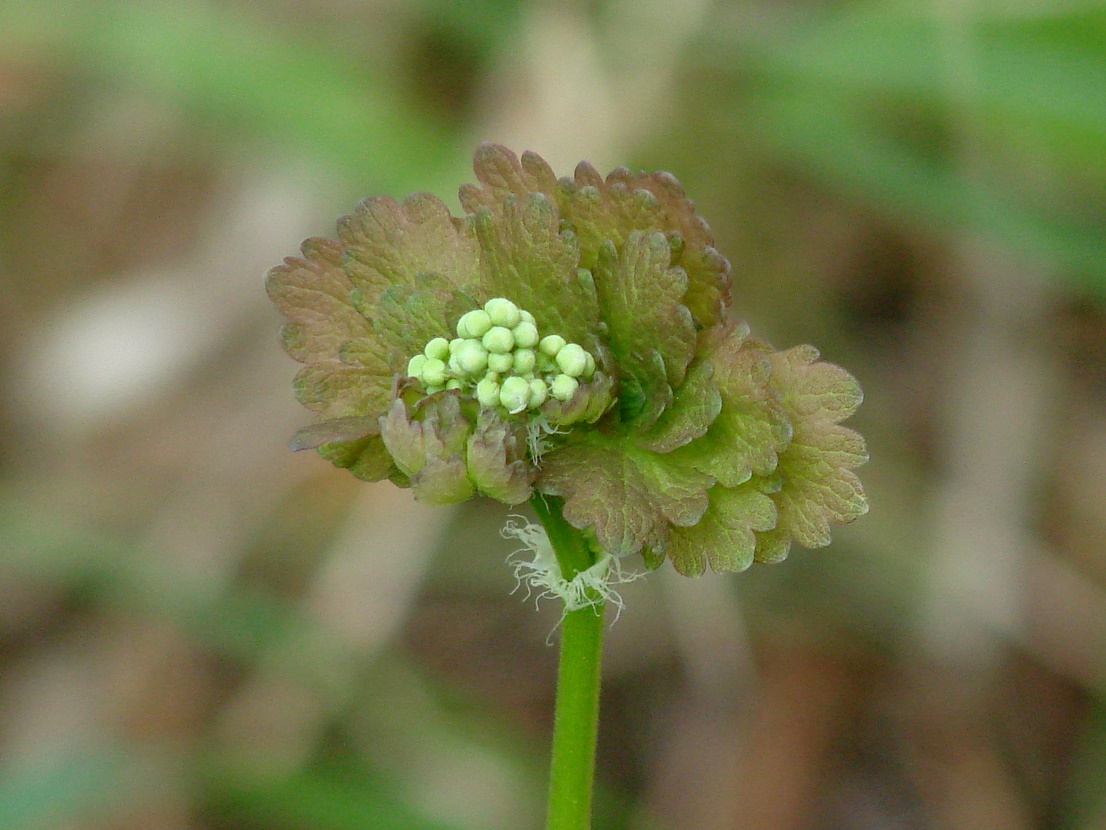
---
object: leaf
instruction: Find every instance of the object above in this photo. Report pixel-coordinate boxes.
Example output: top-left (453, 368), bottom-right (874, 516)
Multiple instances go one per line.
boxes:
top-left (369, 274), bottom-right (476, 372)
top-left (671, 326), bottom-right (790, 486)
top-left (537, 432), bottom-right (713, 557)
top-left (266, 237), bottom-right (394, 422)
top-left (339, 192), bottom-right (482, 307)
top-left (379, 394), bottom-right (475, 505)
top-left (636, 355), bottom-right (722, 452)
top-left (465, 409), bottom-right (533, 504)
top-left (290, 416), bottom-right (382, 450)
top-left (666, 481), bottom-right (778, 576)
top-left (265, 237), bottom-right (373, 363)
top-left (468, 192), bottom-right (601, 350)
top-left (603, 168), bottom-right (732, 329)
top-left (458, 142), bottom-right (559, 214)
top-left (593, 231), bottom-right (697, 409)
top-left (316, 433), bottom-right (395, 483)
top-left (753, 346), bottom-right (869, 559)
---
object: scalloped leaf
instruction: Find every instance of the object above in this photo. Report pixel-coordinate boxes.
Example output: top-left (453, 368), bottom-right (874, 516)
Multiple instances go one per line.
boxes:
top-left (265, 237), bottom-right (373, 363)
top-left (594, 231), bottom-right (696, 403)
top-left (666, 481), bottom-right (778, 576)
top-left (537, 432), bottom-right (713, 557)
top-left (368, 273), bottom-right (476, 373)
top-left (636, 355), bottom-right (721, 452)
top-left (671, 326), bottom-right (791, 487)
top-left (338, 192), bottom-right (482, 306)
top-left (603, 168), bottom-right (732, 329)
top-left (468, 192), bottom-right (601, 349)
top-left (753, 346), bottom-right (869, 560)
top-left (266, 237), bottom-right (393, 421)
top-left (458, 143), bottom-right (558, 214)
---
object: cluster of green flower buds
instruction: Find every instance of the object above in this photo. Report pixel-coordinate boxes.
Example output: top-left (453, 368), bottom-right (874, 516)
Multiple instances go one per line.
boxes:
top-left (405, 297), bottom-right (596, 415)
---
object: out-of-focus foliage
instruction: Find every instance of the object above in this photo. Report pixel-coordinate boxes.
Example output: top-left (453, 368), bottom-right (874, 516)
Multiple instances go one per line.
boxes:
top-left (2, 0), bottom-right (1106, 828)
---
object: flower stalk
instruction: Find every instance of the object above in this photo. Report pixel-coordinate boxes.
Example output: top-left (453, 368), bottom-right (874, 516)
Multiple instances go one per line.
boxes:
top-left (531, 494), bottom-right (604, 830)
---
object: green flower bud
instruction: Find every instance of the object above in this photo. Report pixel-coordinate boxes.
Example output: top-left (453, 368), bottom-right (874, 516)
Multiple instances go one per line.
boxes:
top-left (550, 373), bottom-right (579, 401)
top-left (457, 308), bottom-right (492, 339)
top-left (424, 383), bottom-right (446, 395)
top-left (583, 351), bottom-right (596, 378)
top-left (500, 375), bottom-right (531, 414)
top-left (487, 352), bottom-right (514, 374)
top-left (485, 297), bottom-right (522, 328)
top-left (513, 348), bottom-right (536, 374)
top-left (483, 326), bottom-right (515, 354)
top-left (445, 379), bottom-right (463, 390)
top-left (421, 358), bottom-right (449, 387)
top-left (556, 343), bottom-right (588, 378)
top-left (528, 378), bottom-right (548, 408)
top-left (512, 321), bottom-right (539, 349)
top-left (455, 339), bottom-right (489, 375)
top-left (406, 354), bottom-right (427, 378)
top-left (425, 338), bottom-right (450, 361)
top-left (476, 377), bottom-right (501, 408)
top-left (520, 309), bottom-right (536, 326)
top-left (449, 337), bottom-right (465, 355)
top-left (539, 334), bottom-right (566, 357)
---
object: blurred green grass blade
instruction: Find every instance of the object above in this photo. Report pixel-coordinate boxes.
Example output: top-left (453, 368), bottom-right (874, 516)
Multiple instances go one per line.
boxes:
top-left (202, 761), bottom-right (466, 830)
top-left (749, 89), bottom-right (1106, 287)
top-left (725, 7), bottom-right (1106, 157)
top-left (0, 750), bottom-right (125, 830)
top-left (0, 0), bottom-right (461, 188)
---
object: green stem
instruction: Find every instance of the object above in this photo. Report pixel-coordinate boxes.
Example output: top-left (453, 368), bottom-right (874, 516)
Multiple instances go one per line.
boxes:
top-left (530, 494), bottom-right (605, 830)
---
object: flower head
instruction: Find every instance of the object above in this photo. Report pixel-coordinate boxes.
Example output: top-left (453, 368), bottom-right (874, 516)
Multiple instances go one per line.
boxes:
top-left (267, 144), bottom-right (868, 574)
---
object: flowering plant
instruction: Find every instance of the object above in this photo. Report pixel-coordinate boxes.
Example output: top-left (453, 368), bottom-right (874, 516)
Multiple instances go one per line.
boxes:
top-left (267, 143), bottom-right (867, 578)
top-left (267, 143), bottom-right (867, 829)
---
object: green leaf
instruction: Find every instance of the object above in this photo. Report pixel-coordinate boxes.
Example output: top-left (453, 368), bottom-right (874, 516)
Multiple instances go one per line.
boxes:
top-left (469, 192), bottom-right (601, 350)
top-left (636, 355), bottom-right (721, 452)
top-left (593, 231), bottom-right (696, 408)
top-left (602, 168), bottom-right (732, 329)
top-left (537, 432), bottom-right (713, 557)
top-left (666, 481), bottom-right (778, 576)
top-left (458, 142), bottom-right (559, 213)
top-left (339, 193), bottom-right (483, 309)
top-left (316, 432), bottom-right (395, 483)
top-left (754, 346), bottom-right (869, 560)
top-left (671, 326), bottom-right (790, 487)
top-left (265, 237), bottom-right (393, 422)
top-left (369, 274), bottom-right (475, 371)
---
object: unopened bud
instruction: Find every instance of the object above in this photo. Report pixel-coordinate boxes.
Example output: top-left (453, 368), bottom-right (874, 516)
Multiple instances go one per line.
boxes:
top-left (513, 348), bottom-right (536, 374)
top-left (551, 374), bottom-right (579, 401)
top-left (528, 378), bottom-right (549, 408)
top-left (476, 377), bottom-right (501, 408)
top-left (456, 308), bottom-right (493, 339)
top-left (512, 321), bottom-right (539, 349)
top-left (483, 326), bottom-right (515, 354)
top-left (500, 376), bottom-right (531, 414)
top-left (485, 298), bottom-right (522, 328)
top-left (539, 334), bottom-right (566, 357)
top-left (455, 340), bottom-right (489, 375)
top-left (424, 338), bottom-right (450, 361)
top-left (487, 352), bottom-right (514, 374)
top-left (406, 354), bottom-right (427, 378)
top-left (421, 358), bottom-right (448, 387)
top-left (556, 343), bottom-right (588, 378)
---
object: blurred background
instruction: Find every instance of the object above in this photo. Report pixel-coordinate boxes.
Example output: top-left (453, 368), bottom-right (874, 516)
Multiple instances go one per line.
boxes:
top-left (2, 0), bottom-right (1106, 828)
